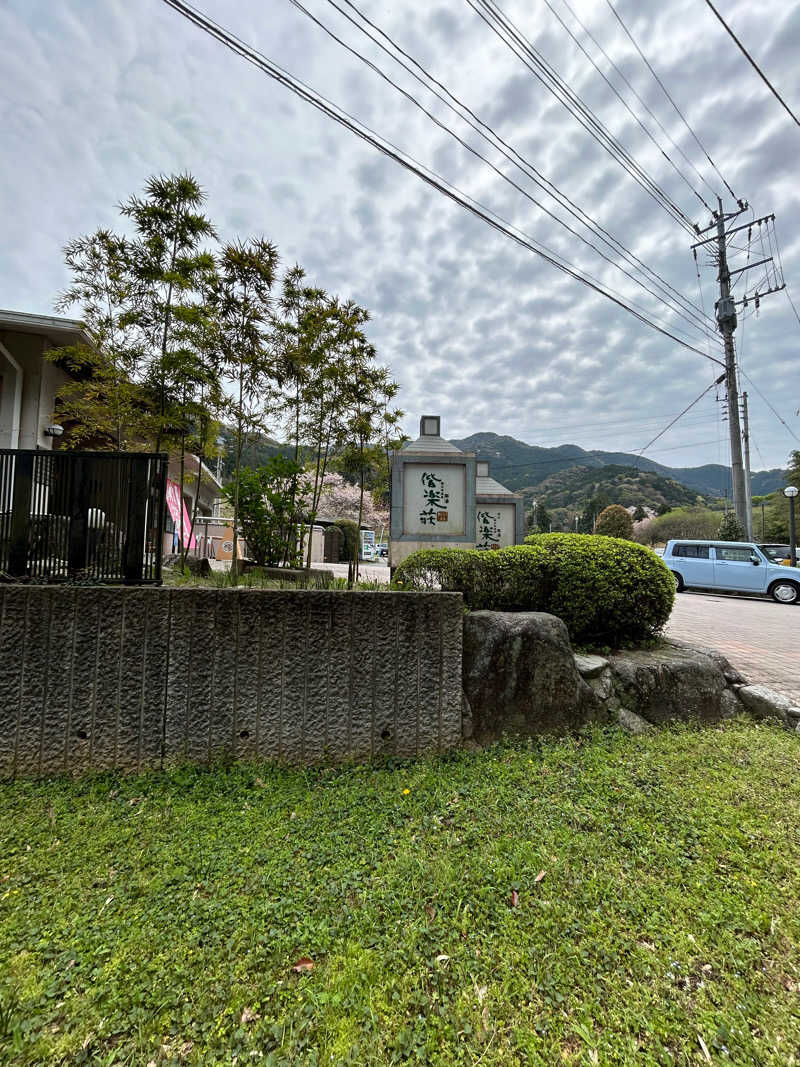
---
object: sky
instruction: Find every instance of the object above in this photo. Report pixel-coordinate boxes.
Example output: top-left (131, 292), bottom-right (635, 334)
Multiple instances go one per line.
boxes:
top-left (2, 0), bottom-right (800, 471)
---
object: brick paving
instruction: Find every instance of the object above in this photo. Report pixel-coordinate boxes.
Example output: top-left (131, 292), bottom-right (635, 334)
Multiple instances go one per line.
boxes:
top-left (666, 591), bottom-right (800, 703)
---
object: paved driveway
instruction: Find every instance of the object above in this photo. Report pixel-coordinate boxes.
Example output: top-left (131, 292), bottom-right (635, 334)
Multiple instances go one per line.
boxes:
top-left (666, 591), bottom-right (799, 702)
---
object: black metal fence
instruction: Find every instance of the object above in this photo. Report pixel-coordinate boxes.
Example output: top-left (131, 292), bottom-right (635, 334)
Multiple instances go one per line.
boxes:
top-left (0, 450), bottom-right (168, 584)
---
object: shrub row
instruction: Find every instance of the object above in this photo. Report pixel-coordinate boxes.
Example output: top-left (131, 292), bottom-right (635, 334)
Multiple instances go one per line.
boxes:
top-left (394, 533), bottom-right (675, 647)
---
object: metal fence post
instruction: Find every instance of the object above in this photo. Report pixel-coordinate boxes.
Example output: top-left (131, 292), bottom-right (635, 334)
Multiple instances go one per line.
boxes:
top-left (67, 454), bottom-right (89, 577)
top-left (124, 456), bottom-right (148, 584)
top-left (8, 451), bottom-right (33, 577)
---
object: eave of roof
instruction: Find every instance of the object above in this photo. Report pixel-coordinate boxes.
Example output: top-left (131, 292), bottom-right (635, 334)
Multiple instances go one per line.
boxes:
top-left (0, 308), bottom-right (91, 347)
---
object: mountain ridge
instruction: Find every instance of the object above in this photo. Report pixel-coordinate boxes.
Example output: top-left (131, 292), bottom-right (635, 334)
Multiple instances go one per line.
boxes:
top-left (449, 432), bottom-right (785, 498)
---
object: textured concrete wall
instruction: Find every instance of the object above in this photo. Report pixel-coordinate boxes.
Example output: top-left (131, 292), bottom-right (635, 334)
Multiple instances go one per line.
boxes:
top-left (0, 587), bottom-right (463, 778)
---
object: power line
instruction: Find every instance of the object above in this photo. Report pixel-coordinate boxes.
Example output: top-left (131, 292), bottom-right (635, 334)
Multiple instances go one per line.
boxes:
top-left (294, 0), bottom-right (718, 342)
top-left (541, 0), bottom-right (714, 212)
top-left (702, 0), bottom-right (800, 130)
top-left (637, 374), bottom-right (725, 455)
top-left (321, 0), bottom-right (716, 335)
top-left (740, 371), bottom-right (800, 445)
top-left (159, 0), bottom-right (724, 366)
top-left (465, 0), bottom-right (699, 233)
top-left (555, 0), bottom-right (724, 204)
top-left (604, 0), bottom-right (738, 202)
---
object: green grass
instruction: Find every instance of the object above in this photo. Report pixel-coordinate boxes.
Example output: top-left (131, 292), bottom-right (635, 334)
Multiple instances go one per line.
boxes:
top-left (2, 720), bottom-right (800, 1065)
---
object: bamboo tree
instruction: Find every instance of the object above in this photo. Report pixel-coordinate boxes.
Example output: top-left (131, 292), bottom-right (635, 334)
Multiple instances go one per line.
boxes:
top-left (120, 174), bottom-right (217, 454)
top-left (213, 238), bottom-right (279, 578)
top-left (49, 230), bottom-right (144, 448)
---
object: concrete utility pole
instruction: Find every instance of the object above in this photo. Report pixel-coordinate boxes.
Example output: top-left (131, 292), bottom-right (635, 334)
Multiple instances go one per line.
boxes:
top-left (692, 204), bottom-right (784, 537)
top-left (714, 198), bottom-right (748, 532)
top-left (741, 391), bottom-right (753, 539)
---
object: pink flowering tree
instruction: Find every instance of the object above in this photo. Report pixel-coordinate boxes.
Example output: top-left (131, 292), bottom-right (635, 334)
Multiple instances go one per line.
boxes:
top-left (304, 473), bottom-right (388, 530)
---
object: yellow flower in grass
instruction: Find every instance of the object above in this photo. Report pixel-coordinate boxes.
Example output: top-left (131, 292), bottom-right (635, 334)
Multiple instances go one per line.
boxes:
top-left (403, 788), bottom-right (411, 795)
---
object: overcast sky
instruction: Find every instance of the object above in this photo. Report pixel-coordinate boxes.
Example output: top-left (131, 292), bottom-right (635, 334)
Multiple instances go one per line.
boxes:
top-left (2, 0), bottom-right (799, 470)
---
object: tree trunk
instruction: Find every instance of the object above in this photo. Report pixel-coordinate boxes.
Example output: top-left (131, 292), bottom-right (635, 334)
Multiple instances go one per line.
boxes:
top-left (230, 362), bottom-right (245, 584)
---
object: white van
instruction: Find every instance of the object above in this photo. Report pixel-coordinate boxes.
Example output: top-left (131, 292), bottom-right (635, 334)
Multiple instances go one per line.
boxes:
top-left (665, 540), bottom-right (800, 604)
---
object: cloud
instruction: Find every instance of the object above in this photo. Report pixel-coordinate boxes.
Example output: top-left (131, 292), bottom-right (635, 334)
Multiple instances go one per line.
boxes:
top-left (1, 0), bottom-right (799, 469)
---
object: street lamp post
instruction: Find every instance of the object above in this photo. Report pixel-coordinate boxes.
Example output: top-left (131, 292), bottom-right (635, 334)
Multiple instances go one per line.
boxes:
top-left (784, 486), bottom-right (799, 569)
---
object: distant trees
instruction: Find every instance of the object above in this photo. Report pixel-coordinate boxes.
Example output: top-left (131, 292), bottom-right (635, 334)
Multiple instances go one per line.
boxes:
top-left (634, 506), bottom-right (722, 545)
top-left (717, 511), bottom-right (746, 542)
top-left (526, 502), bottom-right (552, 533)
top-left (50, 172), bottom-right (402, 574)
top-left (594, 504), bottom-right (634, 539)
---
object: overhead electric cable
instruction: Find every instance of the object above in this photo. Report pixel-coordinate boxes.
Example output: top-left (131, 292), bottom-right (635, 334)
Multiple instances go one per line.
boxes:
top-left (296, 0), bottom-right (717, 340)
top-left (637, 375), bottom-right (725, 455)
top-left (466, 0), bottom-right (699, 233)
top-left (541, 0), bottom-right (713, 212)
top-left (160, 0), bottom-right (724, 365)
top-left (702, 0), bottom-right (800, 129)
top-left (556, 0), bottom-right (724, 203)
top-left (604, 0), bottom-right (738, 201)
top-left (740, 371), bottom-right (800, 445)
top-left (330, 0), bottom-right (715, 330)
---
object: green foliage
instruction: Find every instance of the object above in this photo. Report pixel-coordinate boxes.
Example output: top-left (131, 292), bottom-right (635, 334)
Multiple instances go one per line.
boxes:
top-left (642, 505), bottom-right (722, 545)
top-left (3, 722), bottom-right (800, 1064)
top-left (717, 511), bottom-right (747, 542)
top-left (593, 504), bottom-right (634, 539)
top-left (396, 534), bottom-right (675, 646)
top-left (526, 463), bottom-right (707, 516)
top-left (222, 457), bottom-right (309, 567)
top-left (333, 518), bottom-right (360, 562)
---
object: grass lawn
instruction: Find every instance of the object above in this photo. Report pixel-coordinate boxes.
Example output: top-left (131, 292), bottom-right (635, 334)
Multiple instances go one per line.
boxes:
top-left (2, 720), bottom-right (800, 1065)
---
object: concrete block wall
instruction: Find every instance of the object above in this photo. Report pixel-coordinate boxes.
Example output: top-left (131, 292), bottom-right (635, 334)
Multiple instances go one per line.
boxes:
top-left (0, 587), bottom-right (464, 778)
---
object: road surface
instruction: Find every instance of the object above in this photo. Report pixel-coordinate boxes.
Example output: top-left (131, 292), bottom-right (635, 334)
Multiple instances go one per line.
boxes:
top-left (666, 590), bottom-right (799, 703)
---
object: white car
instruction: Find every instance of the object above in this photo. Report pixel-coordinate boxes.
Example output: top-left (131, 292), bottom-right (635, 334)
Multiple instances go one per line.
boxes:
top-left (665, 539), bottom-right (800, 604)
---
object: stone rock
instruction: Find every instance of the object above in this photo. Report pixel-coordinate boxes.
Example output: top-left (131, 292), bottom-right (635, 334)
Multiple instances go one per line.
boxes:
top-left (461, 690), bottom-right (474, 740)
top-left (587, 670), bottom-right (614, 702)
top-left (667, 641), bottom-right (747, 686)
top-left (736, 684), bottom-right (800, 726)
top-left (607, 643), bottom-right (734, 725)
top-left (719, 688), bottom-right (744, 719)
top-left (462, 612), bottom-right (601, 742)
top-left (162, 554), bottom-right (211, 577)
top-left (574, 653), bottom-right (609, 679)
top-left (616, 707), bottom-right (652, 734)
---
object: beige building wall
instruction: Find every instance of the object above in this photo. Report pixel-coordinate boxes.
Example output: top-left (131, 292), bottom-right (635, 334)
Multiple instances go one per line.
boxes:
top-left (0, 330), bottom-right (70, 450)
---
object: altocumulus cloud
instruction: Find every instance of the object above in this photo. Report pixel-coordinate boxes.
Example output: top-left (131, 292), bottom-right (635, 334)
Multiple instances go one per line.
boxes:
top-left (1, 0), bottom-right (799, 466)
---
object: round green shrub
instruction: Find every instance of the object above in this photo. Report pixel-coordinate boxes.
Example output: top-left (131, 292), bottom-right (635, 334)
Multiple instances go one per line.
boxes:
top-left (394, 534), bottom-right (675, 647)
top-left (333, 519), bottom-right (359, 562)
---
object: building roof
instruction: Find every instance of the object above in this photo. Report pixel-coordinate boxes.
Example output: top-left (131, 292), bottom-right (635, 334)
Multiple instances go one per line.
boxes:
top-left (0, 308), bottom-right (91, 348)
top-left (401, 434), bottom-right (464, 454)
top-left (476, 474), bottom-right (513, 496)
top-left (401, 415), bottom-right (465, 455)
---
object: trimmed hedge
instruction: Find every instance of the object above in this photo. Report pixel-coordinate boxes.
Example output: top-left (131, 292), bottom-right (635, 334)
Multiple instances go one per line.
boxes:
top-left (394, 534), bottom-right (675, 647)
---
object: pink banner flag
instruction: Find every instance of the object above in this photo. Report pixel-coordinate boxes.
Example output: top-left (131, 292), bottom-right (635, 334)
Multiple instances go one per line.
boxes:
top-left (165, 478), bottom-right (197, 551)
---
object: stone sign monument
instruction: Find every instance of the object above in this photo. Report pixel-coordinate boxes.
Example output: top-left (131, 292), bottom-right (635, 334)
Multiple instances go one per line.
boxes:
top-left (389, 416), bottom-right (476, 568)
top-left (389, 417), bottom-right (524, 568)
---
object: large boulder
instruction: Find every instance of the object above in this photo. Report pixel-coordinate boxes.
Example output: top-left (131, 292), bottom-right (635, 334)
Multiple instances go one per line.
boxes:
top-left (462, 612), bottom-right (602, 742)
top-left (606, 644), bottom-right (742, 725)
top-left (736, 685), bottom-right (800, 727)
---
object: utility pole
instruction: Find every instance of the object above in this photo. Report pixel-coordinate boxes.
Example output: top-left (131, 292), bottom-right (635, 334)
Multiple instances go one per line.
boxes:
top-left (714, 197), bottom-right (747, 531)
top-left (741, 391), bottom-right (753, 539)
top-left (692, 204), bottom-right (784, 535)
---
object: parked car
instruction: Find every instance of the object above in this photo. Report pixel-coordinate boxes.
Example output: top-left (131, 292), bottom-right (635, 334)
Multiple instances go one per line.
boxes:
top-left (758, 543), bottom-right (794, 565)
top-left (665, 539), bottom-right (800, 604)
